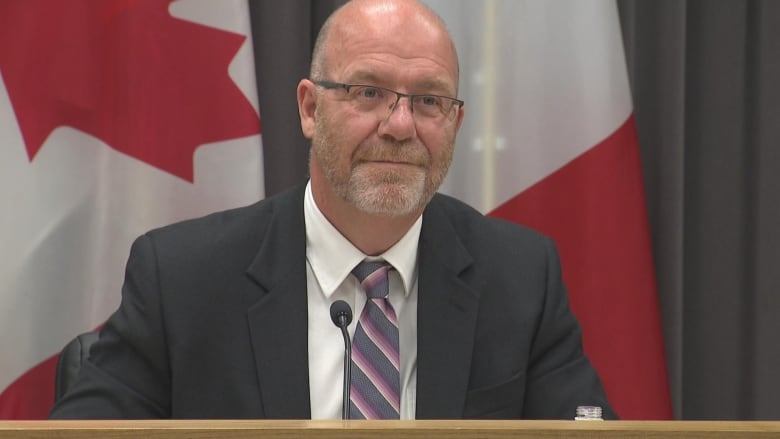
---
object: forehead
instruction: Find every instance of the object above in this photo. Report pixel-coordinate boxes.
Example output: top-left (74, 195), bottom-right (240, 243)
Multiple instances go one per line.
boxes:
top-left (323, 1), bottom-right (459, 93)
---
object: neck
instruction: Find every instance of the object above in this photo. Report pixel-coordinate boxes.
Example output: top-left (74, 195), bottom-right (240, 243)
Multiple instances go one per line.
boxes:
top-left (311, 178), bottom-right (422, 256)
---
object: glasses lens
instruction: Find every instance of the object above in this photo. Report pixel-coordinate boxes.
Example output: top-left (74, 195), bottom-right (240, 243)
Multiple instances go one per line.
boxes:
top-left (413, 95), bottom-right (458, 120)
top-left (348, 86), bottom-right (387, 111)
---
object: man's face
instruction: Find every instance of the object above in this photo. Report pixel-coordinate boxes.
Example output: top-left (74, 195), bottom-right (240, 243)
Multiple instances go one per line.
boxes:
top-left (306, 3), bottom-right (464, 217)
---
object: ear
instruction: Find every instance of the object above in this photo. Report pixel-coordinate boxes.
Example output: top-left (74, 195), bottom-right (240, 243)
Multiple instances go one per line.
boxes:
top-left (297, 79), bottom-right (318, 139)
top-left (454, 104), bottom-right (465, 133)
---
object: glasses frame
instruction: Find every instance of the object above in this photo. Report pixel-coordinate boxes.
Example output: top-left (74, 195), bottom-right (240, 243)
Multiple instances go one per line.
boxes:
top-left (313, 80), bottom-right (464, 121)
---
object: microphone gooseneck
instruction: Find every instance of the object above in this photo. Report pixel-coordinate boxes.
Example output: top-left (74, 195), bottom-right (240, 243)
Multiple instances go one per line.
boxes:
top-left (329, 300), bottom-right (353, 419)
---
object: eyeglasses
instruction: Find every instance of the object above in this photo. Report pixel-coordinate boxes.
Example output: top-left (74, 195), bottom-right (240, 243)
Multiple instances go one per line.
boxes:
top-left (314, 80), bottom-right (464, 122)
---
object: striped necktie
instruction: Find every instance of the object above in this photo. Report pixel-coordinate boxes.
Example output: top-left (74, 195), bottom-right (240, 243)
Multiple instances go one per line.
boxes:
top-left (349, 260), bottom-right (400, 419)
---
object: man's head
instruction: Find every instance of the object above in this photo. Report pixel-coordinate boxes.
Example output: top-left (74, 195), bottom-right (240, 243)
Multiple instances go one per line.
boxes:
top-left (297, 0), bottom-right (464, 218)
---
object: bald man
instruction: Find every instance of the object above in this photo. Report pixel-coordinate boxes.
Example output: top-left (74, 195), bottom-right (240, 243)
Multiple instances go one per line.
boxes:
top-left (51, 0), bottom-right (615, 420)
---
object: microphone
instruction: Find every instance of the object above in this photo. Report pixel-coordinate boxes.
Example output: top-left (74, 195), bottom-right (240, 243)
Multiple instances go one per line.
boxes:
top-left (329, 300), bottom-right (353, 420)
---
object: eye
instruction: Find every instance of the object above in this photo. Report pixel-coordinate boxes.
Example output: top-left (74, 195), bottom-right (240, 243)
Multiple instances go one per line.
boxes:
top-left (353, 86), bottom-right (383, 99)
top-left (419, 95), bottom-right (441, 107)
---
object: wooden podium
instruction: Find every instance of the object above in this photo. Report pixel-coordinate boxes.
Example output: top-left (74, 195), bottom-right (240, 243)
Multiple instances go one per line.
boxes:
top-left (2, 420), bottom-right (780, 438)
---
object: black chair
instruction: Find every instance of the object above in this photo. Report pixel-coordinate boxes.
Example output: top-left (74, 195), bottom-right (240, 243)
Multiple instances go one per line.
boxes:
top-left (54, 331), bottom-right (99, 401)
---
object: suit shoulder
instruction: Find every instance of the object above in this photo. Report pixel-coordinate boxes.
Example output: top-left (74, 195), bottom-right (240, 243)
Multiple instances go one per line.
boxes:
top-left (428, 192), bottom-right (552, 249)
top-left (141, 185), bottom-right (303, 257)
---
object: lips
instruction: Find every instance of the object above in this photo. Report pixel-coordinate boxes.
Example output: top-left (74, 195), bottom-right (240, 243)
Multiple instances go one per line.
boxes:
top-left (357, 159), bottom-right (425, 171)
top-left (355, 150), bottom-right (429, 167)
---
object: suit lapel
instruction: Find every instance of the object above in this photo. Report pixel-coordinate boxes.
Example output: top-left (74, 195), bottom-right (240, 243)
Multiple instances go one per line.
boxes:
top-left (415, 198), bottom-right (479, 419)
top-left (245, 186), bottom-right (311, 419)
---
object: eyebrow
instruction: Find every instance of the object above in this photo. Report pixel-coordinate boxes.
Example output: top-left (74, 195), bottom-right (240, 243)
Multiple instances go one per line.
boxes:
top-left (414, 78), bottom-right (456, 96)
top-left (346, 70), bottom-right (382, 84)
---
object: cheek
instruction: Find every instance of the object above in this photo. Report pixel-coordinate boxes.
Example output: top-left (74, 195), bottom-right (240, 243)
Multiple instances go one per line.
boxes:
top-left (417, 125), bottom-right (456, 163)
top-left (344, 127), bottom-right (384, 164)
top-left (323, 107), bottom-right (377, 149)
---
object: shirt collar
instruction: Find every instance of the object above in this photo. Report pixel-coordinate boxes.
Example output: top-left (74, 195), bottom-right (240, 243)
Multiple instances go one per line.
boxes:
top-left (304, 181), bottom-right (421, 299)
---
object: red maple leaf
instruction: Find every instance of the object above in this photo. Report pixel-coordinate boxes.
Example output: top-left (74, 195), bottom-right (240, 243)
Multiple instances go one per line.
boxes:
top-left (0, 0), bottom-right (261, 182)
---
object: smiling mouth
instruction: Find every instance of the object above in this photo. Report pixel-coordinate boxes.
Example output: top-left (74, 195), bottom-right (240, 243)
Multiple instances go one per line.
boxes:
top-left (361, 159), bottom-right (422, 167)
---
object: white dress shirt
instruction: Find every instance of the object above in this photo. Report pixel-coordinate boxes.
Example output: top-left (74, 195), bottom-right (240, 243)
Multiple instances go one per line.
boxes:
top-left (304, 181), bottom-right (420, 419)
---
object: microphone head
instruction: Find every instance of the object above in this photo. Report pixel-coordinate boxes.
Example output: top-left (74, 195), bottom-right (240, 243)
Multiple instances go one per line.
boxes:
top-left (329, 300), bottom-right (353, 327)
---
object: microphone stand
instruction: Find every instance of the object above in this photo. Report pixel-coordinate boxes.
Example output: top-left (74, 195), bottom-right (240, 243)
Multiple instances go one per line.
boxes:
top-left (330, 300), bottom-right (353, 419)
top-left (338, 320), bottom-right (352, 419)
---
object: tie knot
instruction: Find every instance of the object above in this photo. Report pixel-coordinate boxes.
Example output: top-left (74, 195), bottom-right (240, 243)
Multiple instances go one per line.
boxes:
top-left (352, 260), bottom-right (391, 299)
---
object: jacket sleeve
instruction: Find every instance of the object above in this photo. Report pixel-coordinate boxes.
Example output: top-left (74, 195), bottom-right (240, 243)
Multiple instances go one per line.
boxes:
top-left (50, 234), bottom-right (171, 419)
top-left (522, 237), bottom-right (618, 420)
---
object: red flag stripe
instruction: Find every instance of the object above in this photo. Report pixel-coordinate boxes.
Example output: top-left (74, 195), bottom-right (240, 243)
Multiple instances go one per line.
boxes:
top-left (0, 355), bottom-right (57, 419)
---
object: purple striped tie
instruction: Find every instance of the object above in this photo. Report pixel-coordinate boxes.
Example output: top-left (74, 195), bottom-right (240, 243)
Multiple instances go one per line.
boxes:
top-left (349, 260), bottom-right (400, 419)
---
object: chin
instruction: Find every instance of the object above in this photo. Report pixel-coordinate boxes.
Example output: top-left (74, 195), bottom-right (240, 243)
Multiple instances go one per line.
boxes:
top-left (349, 182), bottom-right (429, 217)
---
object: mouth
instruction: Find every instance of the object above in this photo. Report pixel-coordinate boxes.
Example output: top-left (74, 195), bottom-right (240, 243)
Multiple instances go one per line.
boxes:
top-left (353, 143), bottom-right (430, 169)
top-left (360, 160), bottom-right (423, 169)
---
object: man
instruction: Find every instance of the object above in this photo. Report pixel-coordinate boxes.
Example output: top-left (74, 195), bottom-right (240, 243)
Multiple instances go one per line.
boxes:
top-left (51, 0), bottom-right (615, 420)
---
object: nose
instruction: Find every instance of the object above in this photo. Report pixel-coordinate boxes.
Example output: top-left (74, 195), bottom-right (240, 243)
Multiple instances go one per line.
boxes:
top-left (377, 95), bottom-right (416, 141)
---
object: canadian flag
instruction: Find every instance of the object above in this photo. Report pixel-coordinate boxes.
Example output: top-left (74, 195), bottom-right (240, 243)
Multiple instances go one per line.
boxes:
top-left (430, 0), bottom-right (673, 419)
top-left (0, 0), bottom-right (263, 419)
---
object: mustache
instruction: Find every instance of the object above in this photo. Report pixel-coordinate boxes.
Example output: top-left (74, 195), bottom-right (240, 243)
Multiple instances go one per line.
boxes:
top-left (353, 142), bottom-right (430, 166)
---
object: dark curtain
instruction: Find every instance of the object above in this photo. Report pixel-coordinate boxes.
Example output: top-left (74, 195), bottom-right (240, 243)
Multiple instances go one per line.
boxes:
top-left (248, 0), bottom-right (346, 195)
top-left (618, 0), bottom-right (780, 420)
top-left (250, 0), bottom-right (780, 420)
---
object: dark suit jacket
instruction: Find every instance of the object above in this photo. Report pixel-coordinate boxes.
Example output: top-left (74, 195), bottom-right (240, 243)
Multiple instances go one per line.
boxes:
top-left (50, 184), bottom-right (615, 419)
